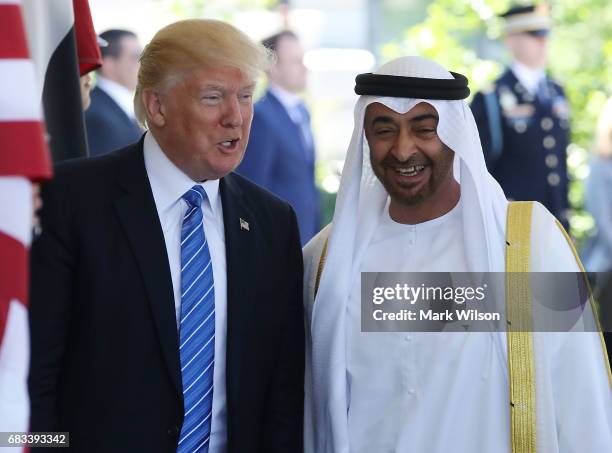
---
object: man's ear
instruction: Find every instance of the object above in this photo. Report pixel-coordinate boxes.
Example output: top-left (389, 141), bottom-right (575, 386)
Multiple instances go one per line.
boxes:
top-left (142, 88), bottom-right (166, 127)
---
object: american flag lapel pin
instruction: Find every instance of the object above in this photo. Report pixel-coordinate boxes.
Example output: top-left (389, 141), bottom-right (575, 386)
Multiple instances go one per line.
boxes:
top-left (239, 218), bottom-right (250, 231)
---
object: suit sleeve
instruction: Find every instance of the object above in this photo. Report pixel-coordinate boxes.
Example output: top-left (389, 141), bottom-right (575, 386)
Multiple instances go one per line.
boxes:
top-left (85, 109), bottom-right (117, 157)
top-left (470, 91), bottom-right (496, 169)
top-left (586, 163), bottom-right (612, 252)
top-left (236, 112), bottom-right (276, 187)
top-left (559, 138), bottom-right (570, 217)
top-left (28, 178), bottom-right (76, 432)
top-left (261, 205), bottom-right (305, 453)
top-left (558, 85), bottom-right (571, 215)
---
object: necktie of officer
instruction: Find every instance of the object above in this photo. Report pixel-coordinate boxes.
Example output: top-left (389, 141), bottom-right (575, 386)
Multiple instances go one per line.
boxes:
top-left (177, 185), bottom-right (215, 453)
top-left (294, 102), bottom-right (313, 150)
top-left (536, 77), bottom-right (551, 108)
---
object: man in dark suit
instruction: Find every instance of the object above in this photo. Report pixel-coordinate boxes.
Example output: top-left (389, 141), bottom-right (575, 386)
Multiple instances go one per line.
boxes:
top-left (85, 29), bottom-right (143, 156)
top-left (237, 31), bottom-right (320, 245)
top-left (471, 3), bottom-right (570, 228)
top-left (29, 19), bottom-right (304, 453)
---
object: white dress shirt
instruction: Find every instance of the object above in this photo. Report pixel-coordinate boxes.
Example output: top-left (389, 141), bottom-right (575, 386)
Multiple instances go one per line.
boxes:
top-left (346, 198), bottom-right (510, 453)
top-left (95, 76), bottom-right (137, 120)
top-left (510, 61), bottom-right (546, 95)
top-left (268, 84), bottom-right (302, 122)
top-left (143, 132), bottom-right (227, 452)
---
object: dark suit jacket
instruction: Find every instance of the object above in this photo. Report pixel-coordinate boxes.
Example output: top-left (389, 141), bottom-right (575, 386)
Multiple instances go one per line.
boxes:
top-left (85, 86), bottom-right (143, 157)
top-left (237, 90), bottom-right (320, 245)
top-left (471, 69), bottom-right (570, 227)
top-left (28, 138), bottom-right (305, 452)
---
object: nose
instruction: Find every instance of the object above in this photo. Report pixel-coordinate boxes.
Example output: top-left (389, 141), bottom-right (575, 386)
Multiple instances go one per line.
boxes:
top-left (391, 129), bottom-right (418, 162)
top-left (221, 96), bottom-right (243, 128)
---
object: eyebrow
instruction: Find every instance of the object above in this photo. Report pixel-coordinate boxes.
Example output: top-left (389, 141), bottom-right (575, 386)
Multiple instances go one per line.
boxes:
top-left (370, 116), bottom-right (395, 126)
top-left (201, 84), bottom-right (225, 91)
top-left (410, 113), bottom-right (438, 123)
top-left (200, 83), bottom-right (256, 92)
top-left (370, 113), bottom-right (438, 126)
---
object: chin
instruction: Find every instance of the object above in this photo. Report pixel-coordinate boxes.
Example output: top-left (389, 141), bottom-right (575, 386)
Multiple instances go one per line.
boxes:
top-left (211, 161), bottom-right (242, 180)
top-left (203, 168), bottom-right (232, 181)
top-left (197, 150), bottom-right (243, 179)
top-left (384, 184), bottom-right (422, 207)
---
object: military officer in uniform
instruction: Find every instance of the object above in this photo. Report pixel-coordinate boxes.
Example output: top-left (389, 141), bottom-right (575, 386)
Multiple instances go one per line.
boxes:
top-left (471, 3), bottom-right (571, 228)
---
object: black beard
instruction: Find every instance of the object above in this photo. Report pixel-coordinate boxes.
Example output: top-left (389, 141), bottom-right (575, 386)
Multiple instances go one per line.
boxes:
top-left (383, 179), bottom-right (428, 207)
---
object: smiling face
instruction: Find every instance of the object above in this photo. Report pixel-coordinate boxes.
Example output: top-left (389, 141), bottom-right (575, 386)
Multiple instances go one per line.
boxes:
top-left (145, 66), bottom-right (255, 181)
top-left (364, 101), bottom-right (460, 223)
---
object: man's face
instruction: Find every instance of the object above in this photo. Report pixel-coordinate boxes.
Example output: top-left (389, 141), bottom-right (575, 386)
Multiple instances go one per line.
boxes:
top-left (153, 66), bottom-right (255, 181)
top-left (104, 35), bottom-right (141, 91)
top-left (506, 32), bottom-right (549, 69)
top-left (269, 35), bottom-right (307, 93)
top-left (365, 102), bottom-right (456, 209)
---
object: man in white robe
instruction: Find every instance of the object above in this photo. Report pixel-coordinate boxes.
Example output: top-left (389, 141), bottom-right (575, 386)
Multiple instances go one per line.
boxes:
top-left (303, 56), bottom-right (611, 453)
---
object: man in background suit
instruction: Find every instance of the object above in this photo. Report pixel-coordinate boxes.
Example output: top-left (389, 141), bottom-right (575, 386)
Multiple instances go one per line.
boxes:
top-left (29, 19), bottom-right (304, 453)
top-left (237, 31), bottom-right (320, 245)
top-left (471, 3), bottom-right (570, 228)
top-left (85, 29), bottom-right (143, 156)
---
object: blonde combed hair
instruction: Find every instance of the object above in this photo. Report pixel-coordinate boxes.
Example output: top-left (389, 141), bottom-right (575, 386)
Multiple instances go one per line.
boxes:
top-left (134, 19), bottom-right (271, 127)
top-left (595, 97), bottom-right (612, 158)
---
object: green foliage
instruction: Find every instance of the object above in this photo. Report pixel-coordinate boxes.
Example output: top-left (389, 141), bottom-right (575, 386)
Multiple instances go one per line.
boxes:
top-left (385, 0), bottom-right (612, 244)
top-left (158, 0), bottom-right (276, 20)
top-left (381, 0), bottom-right (511, 89)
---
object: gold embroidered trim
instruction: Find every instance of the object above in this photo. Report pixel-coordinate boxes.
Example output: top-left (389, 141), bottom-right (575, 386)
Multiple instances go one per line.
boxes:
top-left (314, 236), bottom-right (329, 298)
top-left (506, 201), bottom-right (537, 453)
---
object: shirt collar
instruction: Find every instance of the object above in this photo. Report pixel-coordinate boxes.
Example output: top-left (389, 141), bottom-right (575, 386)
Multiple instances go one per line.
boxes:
top-left (143, 132), bottom-right (220, 215)
top-left (510, 61), bottom-right (545, 94)
top-left (96, 76), bottom-right (136, 119)
top-left (268, 83), bottom-right (302, 110)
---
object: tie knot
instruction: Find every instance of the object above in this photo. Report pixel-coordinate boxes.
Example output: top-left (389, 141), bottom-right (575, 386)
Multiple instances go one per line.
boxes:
top-left (182, 185), bottom-right (207, 208)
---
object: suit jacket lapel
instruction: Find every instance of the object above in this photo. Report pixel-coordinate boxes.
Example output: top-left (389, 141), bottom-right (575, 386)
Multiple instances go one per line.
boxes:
top-left (220, 174), bottom-right (256, 430)
top-left (113, 140), bottom-right (182, 396)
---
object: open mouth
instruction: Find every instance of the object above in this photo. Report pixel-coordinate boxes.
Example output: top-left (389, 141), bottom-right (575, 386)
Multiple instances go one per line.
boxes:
top-left (394, 165), bottom-right (426, 177)
top-left (218, 139), bottom-right (240, 151)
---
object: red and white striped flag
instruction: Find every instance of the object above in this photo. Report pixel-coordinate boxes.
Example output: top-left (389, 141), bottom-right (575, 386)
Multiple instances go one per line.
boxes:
top-left (0, 0), bottom-right (52, 441)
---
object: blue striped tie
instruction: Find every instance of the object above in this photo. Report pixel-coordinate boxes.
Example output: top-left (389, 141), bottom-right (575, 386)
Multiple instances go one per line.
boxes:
top-left (178, 185), bottom-right (215, 453)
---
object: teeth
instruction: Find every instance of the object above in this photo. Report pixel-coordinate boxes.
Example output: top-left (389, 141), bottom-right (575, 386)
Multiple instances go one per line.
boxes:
top-left (221, 141), bottom-right (232, 147)
top-left (396, 165), bottom-right (425, 176)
